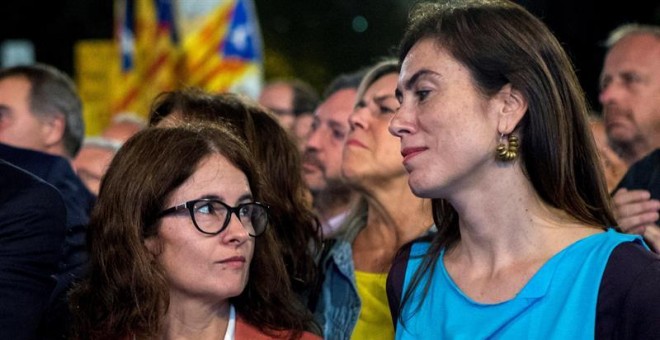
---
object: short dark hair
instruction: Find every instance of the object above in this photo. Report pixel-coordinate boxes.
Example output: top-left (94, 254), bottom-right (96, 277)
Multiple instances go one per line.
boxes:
top-left (322, 69), bottom-right (367, 99)
top-left (0, 63), bottom-right (84, 157)
top-left (290, 79), bottom-right (320, 116)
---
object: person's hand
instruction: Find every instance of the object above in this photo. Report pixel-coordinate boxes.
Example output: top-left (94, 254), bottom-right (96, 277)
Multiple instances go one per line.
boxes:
top-left (612, 188), bottom-right (660, 251)
top-left (643, 224), bottom-right (660, 253)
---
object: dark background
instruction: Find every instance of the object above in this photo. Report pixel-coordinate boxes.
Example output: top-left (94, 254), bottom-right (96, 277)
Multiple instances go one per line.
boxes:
top-left (0, 0), bottom-right (658, 110)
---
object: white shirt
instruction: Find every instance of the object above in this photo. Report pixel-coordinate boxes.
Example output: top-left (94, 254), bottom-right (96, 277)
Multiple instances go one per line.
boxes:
top-left (322, 210), bottom-right (350, 238)
top-left (223, 304), bottom-right (236, 340)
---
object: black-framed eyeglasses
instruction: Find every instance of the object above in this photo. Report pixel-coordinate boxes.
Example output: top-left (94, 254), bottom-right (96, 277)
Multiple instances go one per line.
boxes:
top-left (158, 199), bottom-right (269, 237)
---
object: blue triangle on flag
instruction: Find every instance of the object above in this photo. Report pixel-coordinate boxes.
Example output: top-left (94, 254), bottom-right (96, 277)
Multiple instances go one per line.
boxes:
top-left (222, 0), bottom-right (261, 61)
top-left (120, 0), bottom-right (136, 71)
top-left (156, 0), bottom-right (178, 43)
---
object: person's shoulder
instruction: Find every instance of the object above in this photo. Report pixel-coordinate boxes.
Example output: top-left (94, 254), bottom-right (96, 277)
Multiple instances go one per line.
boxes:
top-left (297, 331), bottom-right (323, 340)
top-left (0, 159), bottom-right (38, 190)
top-left (597, 241), bottom-right (660, 337)
top-left (387, 234), bottom-right (437, 326)
top-left (605, 241), bottom-right (659, 274)
top-left (0, 160), bottom-right (66, 254)
top-left (1, 144), bottom-right (95, 204)
top-left (318, 237), bottom-right (354, 274)
top-left (0, 144), bottom-right (95, 214)
top-left (628, 148), bottom-right (660, 174)
top-left (616, 148), bottom-right (660, 190)
top-left (0, 159), bottom-right (63, 206)
top-left (599, 241), bottom-right (660, 304)
top-left (235, 316), bottom-right (321, 340)
top-left (0, 143), bottom-right (66, 178)
top-left (642, 148), bottom-right (660, 162)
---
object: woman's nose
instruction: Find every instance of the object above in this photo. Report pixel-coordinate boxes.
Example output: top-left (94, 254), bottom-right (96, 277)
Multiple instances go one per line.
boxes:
top-left (389, 102), bottom-right (415, 137)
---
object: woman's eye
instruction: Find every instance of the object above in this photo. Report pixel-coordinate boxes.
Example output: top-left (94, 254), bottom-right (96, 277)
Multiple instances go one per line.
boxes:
top-left (416, 90), bottom-right (430, 100)
top-left (380, 106), bottom-right (396, 114)
top-left (196, 203), bottom-right (215, 215)
top-left (238, 205), bottom-right (253, 217)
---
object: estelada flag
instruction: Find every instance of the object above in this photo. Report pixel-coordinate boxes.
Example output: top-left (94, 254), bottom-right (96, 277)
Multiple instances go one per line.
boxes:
top-left (112, 0), bottom-right (178, 117)
top-left (177, 0), bottom-right (263, 99)
top-left (111, 0), bottom-right (263, 118)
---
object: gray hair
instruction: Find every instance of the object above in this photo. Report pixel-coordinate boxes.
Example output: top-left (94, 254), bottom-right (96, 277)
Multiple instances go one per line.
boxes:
top-left (605, 23), bottom-right (660, 48)
top-left (81, 136), bottom-right (123, 153)
top-left (0, 63), bottom-right (84, 157)
top-left (355, 59), bottom-right (399, 106)
top-left (110, 112), bottom-right (147, 128)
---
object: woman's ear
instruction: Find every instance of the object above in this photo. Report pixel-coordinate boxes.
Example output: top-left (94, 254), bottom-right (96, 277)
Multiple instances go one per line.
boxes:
top-left (144, 236), bottom-right (162, 257)
top-left (496, 84), bottom-right (528, 134)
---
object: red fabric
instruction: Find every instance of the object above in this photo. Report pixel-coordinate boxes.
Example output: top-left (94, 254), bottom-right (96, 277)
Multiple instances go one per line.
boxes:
top-left (235, 316), bottom-right (321, 340)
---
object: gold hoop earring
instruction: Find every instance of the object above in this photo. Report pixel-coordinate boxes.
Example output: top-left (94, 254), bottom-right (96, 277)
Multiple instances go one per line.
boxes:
top-left (496, 134), bottom-right (519, 162)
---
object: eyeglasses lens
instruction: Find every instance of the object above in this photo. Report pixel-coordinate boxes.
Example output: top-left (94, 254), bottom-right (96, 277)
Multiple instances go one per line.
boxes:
top-left (192, 201), bottom-right (267, 236)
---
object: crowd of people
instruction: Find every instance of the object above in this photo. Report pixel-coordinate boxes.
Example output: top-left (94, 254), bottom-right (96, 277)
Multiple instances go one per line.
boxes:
top-left (0, 0), bottom-right (658, 339)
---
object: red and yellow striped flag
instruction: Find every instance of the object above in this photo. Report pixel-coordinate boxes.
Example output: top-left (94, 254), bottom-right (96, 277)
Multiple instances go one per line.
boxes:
top-left (110, 0), bottom-right (263, 120)
top-left (112, 0), bottom-right (178, 117)
top-left (178, 0), bottom-right (263, 98)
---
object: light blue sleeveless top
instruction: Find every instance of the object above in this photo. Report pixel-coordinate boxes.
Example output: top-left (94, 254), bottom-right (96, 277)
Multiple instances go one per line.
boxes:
top-left (396, 229), bottom-right (643, 339)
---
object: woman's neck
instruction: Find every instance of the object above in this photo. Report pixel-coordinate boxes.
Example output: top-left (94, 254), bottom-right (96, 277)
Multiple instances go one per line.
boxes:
top-left (352, 177), bottom-right (433, 272)
top-left (446, 168), bottom-right (599, 270)
top-left (439, 166), bottom-right (602, 303)
top-left (159, 295), bottom-right (231, 340)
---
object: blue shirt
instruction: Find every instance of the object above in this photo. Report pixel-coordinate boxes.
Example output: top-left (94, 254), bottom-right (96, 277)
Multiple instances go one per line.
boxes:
top-left (397, 229), bottom-right (643, 339)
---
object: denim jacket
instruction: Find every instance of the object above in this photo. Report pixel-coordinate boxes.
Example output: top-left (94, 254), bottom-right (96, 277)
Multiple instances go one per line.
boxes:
top-left (313, 202), bottom-right (436, 340)
top-left (313, 206), bottom-right (367, 340)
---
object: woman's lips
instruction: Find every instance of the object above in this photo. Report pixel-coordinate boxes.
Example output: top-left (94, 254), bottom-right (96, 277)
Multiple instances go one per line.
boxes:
top-left (217, 256), bottom-right (246, 269)
top-left (345, 138), bottom-right (367, 149)
top-left (401, 147), bottom-right (427, 162)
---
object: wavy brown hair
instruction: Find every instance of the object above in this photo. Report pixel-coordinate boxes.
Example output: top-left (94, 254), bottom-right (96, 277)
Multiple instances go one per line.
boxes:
top-left (69, 125), bottom-right (315, 339)
top-left (396, 0), bottom-right (617, 325)
top-left (149, 89), bottom-right (322, 300)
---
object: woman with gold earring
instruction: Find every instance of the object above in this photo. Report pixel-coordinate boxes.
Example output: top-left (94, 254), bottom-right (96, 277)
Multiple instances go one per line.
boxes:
top-left (387, 0), bottom-right (660, 338)
top-left (496, 134), bottom-right (519, 162)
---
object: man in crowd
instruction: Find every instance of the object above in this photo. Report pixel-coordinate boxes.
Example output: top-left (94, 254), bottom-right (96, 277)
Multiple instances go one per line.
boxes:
top-left (0, 63), bottom-right (84, 160)
top-left (303, 70), bottom-right (364, 237)
top-left (599, 24), bottom-right (660, 250)
top-left (72, 113), bottom-right (145, 195)
top-left (73, 137), bottom-right (122, 195)
top-left (0, 63), bottom-right (94, 338)
top-left (0, 160), bottom-right (67, 339)
top-left (258, 78), bottom-right (319, 134)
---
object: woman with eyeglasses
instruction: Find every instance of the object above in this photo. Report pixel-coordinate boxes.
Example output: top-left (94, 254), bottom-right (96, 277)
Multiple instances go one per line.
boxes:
top-left (69, 125), bottom-right (319, 339)
top-left (148, 89), bottom-right (322, 308)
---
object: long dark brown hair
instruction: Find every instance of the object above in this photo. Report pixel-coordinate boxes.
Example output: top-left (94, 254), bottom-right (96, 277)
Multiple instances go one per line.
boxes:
top-left (396, 0), bottom-right (616, 325)
top-left (69, 125), bottom-right (316, 339)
